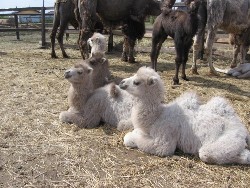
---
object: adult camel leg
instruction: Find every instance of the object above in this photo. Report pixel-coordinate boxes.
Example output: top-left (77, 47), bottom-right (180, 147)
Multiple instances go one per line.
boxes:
top-left (240, 44), bottom-right (248, 65)
top-left (57, 20), bottom-right (70, 58)
top-left (50, 3), bottom-right (60, 58)
top-left (182, 41), bottom-right (193, 81)
top-left (173, 42), bottom-right (183, 85)
top-left (205, 25), bottom-right (219, 75)
top-left (191, 30), bottom-right (205, 74)
top-left (230, 44), bottom-right (240, 68)
top-left (78, 0), bottom-right (97, 59)
top-left (127, 37), bottom-right (136, 64)
top-left (121, 36), bottom-right (129, 62)
top-left (190, 0), bottom-right (207, 74)
top-left (150, 33), bottom-right (167, 71)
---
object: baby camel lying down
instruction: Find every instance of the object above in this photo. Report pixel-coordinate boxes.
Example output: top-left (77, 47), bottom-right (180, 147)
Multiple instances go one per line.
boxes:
top-left (59, 57), bottom-right (134, 131)
top-left (119, 66), bottom-right (250, 165)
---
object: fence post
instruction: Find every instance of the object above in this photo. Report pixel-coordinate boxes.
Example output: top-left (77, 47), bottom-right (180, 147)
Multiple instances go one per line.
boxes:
top-left (40, 6), bottom-right (46, 48)
top-left (14, 14), bottom-right (20, 40)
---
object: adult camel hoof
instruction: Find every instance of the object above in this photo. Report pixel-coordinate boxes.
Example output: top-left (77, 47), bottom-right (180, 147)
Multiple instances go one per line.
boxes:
top-left (51, 54), bottom-right (58, 59)
top-left (128, 57), bottom-right (136, 64)
top-left (121, 56), bottom-right (128, 62)
top-left (182, 76), bottom-right (189, 81)
top-left (63, 55), bottom-right (70, 58)
top-left (190, 68), bottom-right (199, 75)
top-left (173, 78), bottom-right (180, 85)
top-left (209, 70), bottom-right (220, 76)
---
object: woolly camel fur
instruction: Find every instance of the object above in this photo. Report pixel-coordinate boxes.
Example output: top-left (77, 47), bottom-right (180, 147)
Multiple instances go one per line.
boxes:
top-left (85, 53), bottom-right (111, 89)
top-left (78, 83), bottom-right (135, 130)
top-left (87, 32), bottom-right (107, 57)
top-left (77, 0), bottom-right (165, 62)
top-left (189, 0), bottom-right (250, 75)
top-left (151, 0), bottom-right (200, 85)
top-left (59, 54), bottom-right (110, 121)
top-left (60, 57), bottom-right (134, 130)
top-left (215, 63), bottom-right (250, 79)
top-left (119, 66), bottom-right (250, 165)
top-left (59, 63), bottom-right (94, 124)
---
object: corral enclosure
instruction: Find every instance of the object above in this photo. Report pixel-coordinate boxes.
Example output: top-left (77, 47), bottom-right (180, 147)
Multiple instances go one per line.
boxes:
top-left (0, 31), bottom-right (249, 187)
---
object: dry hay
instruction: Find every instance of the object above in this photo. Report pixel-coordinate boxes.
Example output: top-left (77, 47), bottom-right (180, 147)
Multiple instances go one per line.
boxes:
top-left (0, 31), bottom-right (249, 188)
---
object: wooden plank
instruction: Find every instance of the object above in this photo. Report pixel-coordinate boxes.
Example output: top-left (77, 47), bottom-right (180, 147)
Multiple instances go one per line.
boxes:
top-left (0, 28), bottom-right (43, 32)
top-left (0, 7), bottom-right (54, 12)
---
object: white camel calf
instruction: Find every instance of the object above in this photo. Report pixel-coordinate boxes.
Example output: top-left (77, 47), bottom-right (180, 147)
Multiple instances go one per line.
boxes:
top-left (87, 32), bottom-right (107, 57)
top-left (119, 66), bottom-right (250, 165)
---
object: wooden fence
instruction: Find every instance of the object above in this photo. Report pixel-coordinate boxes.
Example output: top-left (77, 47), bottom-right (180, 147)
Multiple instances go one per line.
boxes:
top-left (0, 6), bottom-right (53, 48)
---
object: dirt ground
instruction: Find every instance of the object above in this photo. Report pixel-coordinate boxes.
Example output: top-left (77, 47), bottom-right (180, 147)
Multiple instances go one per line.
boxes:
top-left (0, 31), bottom-right (249, 188)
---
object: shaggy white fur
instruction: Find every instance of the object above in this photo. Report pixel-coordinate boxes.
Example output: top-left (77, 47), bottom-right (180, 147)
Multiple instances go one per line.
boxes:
top-left (215, 63), bottom-right (250, 79)
top-left (60, 56), bottom-right (134, 130)
top-left (79, 83), bottom-right (135, 130)
top-left (59, 63), bottom-right (94, 124)
top-left (84, 53), bottom-right (111, 89)
top-left (87, 32), bottom-right (107, 57)
top-left (59, 54), bottom-right (110, 124)
top-left (120, 66), bottom-right (250, 165)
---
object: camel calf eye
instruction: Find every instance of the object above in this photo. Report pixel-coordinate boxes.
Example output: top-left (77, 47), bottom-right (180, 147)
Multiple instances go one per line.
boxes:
top-left (78, 71), bottom-right (83, 74)
top-left (133, 80), bottom-right (140, 86)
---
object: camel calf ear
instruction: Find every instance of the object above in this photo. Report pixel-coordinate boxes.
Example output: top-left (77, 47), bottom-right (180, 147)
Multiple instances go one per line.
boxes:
top-left (147, 76), bottom-right (158, 86)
